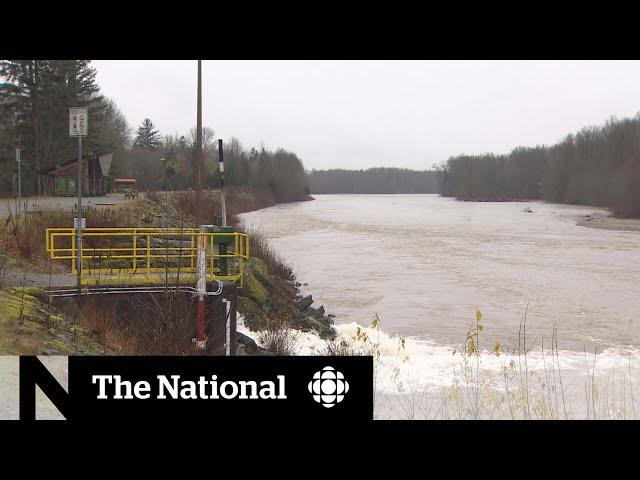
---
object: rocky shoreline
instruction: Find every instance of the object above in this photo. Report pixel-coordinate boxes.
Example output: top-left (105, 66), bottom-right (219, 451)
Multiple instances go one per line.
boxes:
top-left (238, 256), bottom-right (336, 340)
top-left (235, 290), bottom-right (336, 356)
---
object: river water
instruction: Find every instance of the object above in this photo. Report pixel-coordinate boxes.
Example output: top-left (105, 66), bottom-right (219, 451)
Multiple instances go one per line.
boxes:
top-left (240, 195), bottom-right (640, 418)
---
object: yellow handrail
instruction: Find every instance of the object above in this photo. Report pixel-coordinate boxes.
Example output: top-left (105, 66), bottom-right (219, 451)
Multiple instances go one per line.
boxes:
top-left (46, 227), bottom-right (249, 286)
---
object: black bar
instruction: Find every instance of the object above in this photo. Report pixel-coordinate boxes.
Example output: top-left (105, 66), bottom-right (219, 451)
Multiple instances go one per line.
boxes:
top-left (218, 139), bottom-right (224, 189)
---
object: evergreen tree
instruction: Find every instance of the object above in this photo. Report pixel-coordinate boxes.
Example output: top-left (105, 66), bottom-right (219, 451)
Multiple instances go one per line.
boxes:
top-left (0, 60), bottom-right (102, 194)
top-left (133, 118), bottom-right (162, 150)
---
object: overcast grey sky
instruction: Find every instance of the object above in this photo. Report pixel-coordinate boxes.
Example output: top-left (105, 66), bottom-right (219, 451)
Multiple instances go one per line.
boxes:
top-left (93, 60), bottom-right (640, 170)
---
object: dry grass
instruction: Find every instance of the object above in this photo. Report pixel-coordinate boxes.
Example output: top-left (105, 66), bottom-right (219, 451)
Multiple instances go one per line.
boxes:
top-left (1, 204), bottom-right (142, 264)
top-left (319, 338), bottom-right (369, 356)
top-left (75, 290), bottom-right (201, 355)
top-left (258, 317), bottom-right (302, 356)
top-left (242, 226), bottom-right (294, 283)
top-left (368, 309), bottom-right (640, 420)
top-left (164, 187), bottom-right (276, 226)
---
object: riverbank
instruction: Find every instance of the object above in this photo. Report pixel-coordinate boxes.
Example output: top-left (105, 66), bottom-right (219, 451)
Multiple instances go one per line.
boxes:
top-left (577, 212), bottom-right (640, 232)
top-left (161, 189), bottom-right (335, 342)
top-left (0, 286), bottom-right (109, 355)
top-left (450, 194), bottom-right (640, 233)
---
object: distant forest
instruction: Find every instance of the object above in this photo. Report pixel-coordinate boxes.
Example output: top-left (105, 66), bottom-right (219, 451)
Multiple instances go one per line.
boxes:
top-left (437, 114), bottom-right (640, 217)
top-left (309, 168), bottom-right (438, 194)
top-left (3, 61), bottom-right (640, 217)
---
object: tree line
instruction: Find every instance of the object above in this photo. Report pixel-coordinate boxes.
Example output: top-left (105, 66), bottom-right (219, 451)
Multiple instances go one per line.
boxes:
top-left (0, 60), bottom-right (309, 203)
top-left (151, 131), bottom-right (309, 203)
top-left (3, 60), bottom-right (638, 216)
top-left (437, 114), bottom-right (640, 217)
top-left (309, 167), bottom-right (438, 194)
top-left (121, 121), bottom-right (309, 203)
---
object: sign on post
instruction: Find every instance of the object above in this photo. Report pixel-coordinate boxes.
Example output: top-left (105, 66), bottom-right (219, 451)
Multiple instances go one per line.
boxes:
top-left (69, 108), bottom-right (88, 137)
top-left (70, 106), bottom-right (88, 291)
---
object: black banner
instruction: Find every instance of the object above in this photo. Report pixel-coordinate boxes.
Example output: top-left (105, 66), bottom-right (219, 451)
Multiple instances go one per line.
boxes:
top-left (19, 356), bottom-right (373, 421)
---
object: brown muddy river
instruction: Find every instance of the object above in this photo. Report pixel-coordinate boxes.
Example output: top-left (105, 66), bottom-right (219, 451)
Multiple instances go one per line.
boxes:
top-left (240, 195), bottom-right (640, 416)
top-left (240, 194), bottom-right (640, 352)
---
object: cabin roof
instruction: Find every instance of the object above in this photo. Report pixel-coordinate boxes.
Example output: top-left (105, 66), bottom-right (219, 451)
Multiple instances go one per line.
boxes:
top-left (40, 152), bottom-right (111, 175)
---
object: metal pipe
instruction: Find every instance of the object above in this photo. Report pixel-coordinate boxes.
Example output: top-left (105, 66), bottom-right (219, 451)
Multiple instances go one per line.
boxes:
top-left (229, 285), bottom-right (238, 356)
top-left (45, 282), bottom-right (224, 298)
top-left (224, 299), bottom-right (230, 356)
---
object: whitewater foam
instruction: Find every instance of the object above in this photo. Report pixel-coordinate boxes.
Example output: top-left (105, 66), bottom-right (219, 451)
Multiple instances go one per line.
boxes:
top-left (237, 316), bottom-right (640, 397)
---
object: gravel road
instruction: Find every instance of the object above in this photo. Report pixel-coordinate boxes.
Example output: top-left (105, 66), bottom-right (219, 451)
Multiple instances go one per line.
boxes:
top-left (0, 193), bottom-right (132, 220)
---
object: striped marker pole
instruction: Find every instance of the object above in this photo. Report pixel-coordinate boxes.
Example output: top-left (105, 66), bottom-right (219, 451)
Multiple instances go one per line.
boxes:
top-left (218, 139), bottom-right (227, 226)
top-left (195, 226), bottom-right (207, 349)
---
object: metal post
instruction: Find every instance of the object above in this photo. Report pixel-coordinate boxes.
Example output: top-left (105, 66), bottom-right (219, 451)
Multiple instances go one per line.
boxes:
top-left (69, 106), bottom-right (87, 291)
top-left (76, 136), bottom-right (83, 291)
top-left (218, 139), bottom-right (227, 226)
top-left (16, 148), bottom-right (21, 216)
top-left (229, 284), bottom-right (238, 356)
top-left (209, 283), bottom-right (226, 355)
top-left (224, 298), bottom-right (230, 356)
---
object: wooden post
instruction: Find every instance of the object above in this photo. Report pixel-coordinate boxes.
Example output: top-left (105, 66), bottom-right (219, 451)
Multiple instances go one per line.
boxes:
top-left (195, 60), bottom-right (203, 224)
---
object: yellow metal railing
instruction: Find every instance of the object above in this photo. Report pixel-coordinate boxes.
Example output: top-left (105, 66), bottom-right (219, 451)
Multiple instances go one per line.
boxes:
top-left (45, 227), bottom-right (249, 286)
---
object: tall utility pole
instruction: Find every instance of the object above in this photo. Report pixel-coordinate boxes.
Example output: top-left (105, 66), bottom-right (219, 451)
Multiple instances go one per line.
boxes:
top-left (195, 60), bottom-right (203, 224)
top-left (194, 59), bottom-right (207, 350)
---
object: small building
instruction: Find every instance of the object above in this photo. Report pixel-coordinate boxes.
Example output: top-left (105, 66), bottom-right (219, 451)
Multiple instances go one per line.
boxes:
top-left (113, 178), bottom-right (137, 193)
top-left (40, 152), bottom-right (113, 196)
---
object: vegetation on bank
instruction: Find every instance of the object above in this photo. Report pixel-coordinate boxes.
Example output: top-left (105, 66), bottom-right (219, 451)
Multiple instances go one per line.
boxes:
top-left (0, 286), bottom-right (107, 355)
top-left (0, 187), bottom-right (333, 355)
top-left (436, 114), bottom-right (640, 217)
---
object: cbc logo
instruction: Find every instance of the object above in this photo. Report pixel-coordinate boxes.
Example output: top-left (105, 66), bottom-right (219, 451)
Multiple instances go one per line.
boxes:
top-left (308, 366), bottom-right (349, 408)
